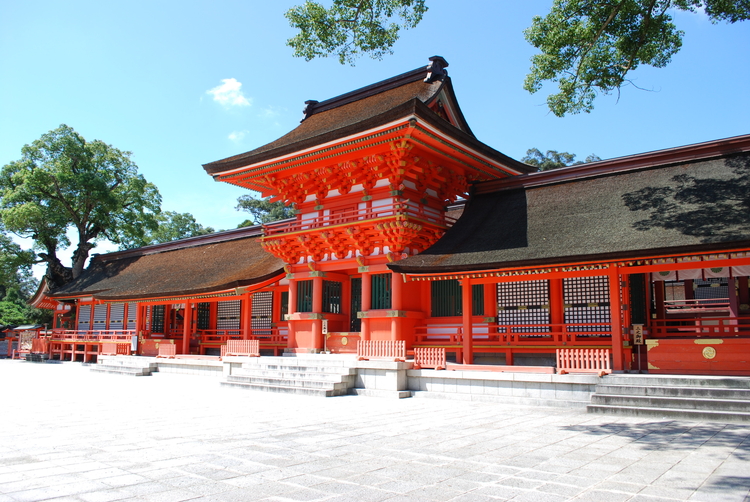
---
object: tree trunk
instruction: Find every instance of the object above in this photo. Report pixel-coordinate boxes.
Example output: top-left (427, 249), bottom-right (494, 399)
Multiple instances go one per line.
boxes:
top-left (39, 253), bottom-right (73, 289)
top-left (71, 240), bottom-right (95, 279)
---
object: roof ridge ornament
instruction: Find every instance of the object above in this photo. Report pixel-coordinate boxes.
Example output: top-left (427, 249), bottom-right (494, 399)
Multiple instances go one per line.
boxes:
top-left (424, 56), bottom-right (449, 83)
top-left (302, 99), bottom-right (319, 121)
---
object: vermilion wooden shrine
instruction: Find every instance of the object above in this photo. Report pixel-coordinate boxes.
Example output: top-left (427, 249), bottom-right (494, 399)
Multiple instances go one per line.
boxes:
top-left (32, 57), bottom-right (750, 376)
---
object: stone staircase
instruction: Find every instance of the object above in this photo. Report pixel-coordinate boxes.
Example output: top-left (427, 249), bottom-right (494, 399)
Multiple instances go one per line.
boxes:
top-left (90, 355), bottom-right (158, 376)
top-left (588, 374), bottom-right (750, 423)
top-left (221, 355), bottom-right (357, 397)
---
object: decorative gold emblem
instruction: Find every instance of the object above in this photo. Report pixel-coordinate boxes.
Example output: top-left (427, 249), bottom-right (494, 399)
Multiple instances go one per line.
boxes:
top-left (702, 346), bottom-right (717, 359)
top-left (341, 336), bottom-right (348, 346)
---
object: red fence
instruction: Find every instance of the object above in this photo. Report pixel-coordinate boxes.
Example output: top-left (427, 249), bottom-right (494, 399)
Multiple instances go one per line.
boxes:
top-left (357, 340), bottom-right (406, 361)
top-left (556, 348), bottom-right (612, 376)
top-left (414, 322), bottom-right (613, 347)
top-left (414, 347), bottom-right (446, 370)
top-left (650, 317), bottom-right (750, 337)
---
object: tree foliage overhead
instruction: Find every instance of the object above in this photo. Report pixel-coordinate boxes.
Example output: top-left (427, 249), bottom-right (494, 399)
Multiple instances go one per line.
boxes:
top-left (0, 125), bottom-right (162, 288)
top-left (522, 148), bottom-right (601, 171)
top-left (286, 0), bottom-right (428, 65)
top-left (121, 211), bottom-right (215, 249)
top-left (285, 0), bottom-right (748, 115)
top-left (236, 196), bottom-right (295, 227)
top-left (524, 0), bottom-right (750, 116)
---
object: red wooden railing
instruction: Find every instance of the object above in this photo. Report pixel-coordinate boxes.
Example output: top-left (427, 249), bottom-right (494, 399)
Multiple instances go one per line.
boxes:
top-left (198, 329), bottom-right (287, 345)
top-left (357, 340), bottom-right (406, 361)
top-left (414, 322), bottom-right (613, 347)
top-left (264, 202), bottom-right (456, 236)
top-left (221, 340), bottom-right (260, 358)
top-left (556, 348), bottom-right (612, 376)
top-left (157, 344), bottom-right (177, 358)
top-left (664, 299), bottom-right (730, 316)
top-left (49, 329), bottom-right (135, 342)
top-left (414, 347), bottom-right (446, 370)
top-left (650, 317), bottom-right (750, 337)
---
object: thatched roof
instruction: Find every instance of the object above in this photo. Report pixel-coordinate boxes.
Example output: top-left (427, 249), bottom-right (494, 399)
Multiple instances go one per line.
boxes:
top-left (203, 57), bottom-right (533, 176)
top-left (50, 226), bottom-right (284, 300)
top-left (390, 136), bottom-right (750, 274)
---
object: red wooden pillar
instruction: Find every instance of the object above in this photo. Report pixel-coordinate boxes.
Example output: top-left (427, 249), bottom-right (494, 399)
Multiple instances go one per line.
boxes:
top-left (729, 276), bottom-right (739, 320)
top-left (609, 268), bottom-right (624, 371)
top-left (549, 278), bottom-right (564, 336)
top-left (739, 276), bottom-right (749, 309)
top-left (182, 301), bottom-right (192, 354)
top-left (312, 276), bottom-right (324, 350)
top-left (391, 272), bottom-right (403, 341)
top-left (461, 278), bottom-right (473, 364)
top-left (287, 279), bottom-right (297, 350)
top-left (242, 292), bottom-right (253, 340)
top-left (135, 304), bottom-right (144, 337)
top-left (484, 283), bottom-right (497, 318)
top-left (361, 272), bottom-right (372, 341)
top-left (654, 281), bottom-right (665, 319)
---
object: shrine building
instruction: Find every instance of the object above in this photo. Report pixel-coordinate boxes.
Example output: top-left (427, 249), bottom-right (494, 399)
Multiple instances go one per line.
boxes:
top-left (36, 57), bottom-right (750, 377)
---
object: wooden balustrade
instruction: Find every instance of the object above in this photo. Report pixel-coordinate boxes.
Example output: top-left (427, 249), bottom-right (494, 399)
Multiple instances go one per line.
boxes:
top-left (650, 317), bottom-right (750, 337)
top-left (414, 347), bottom-right (446, 370)
top-left (221, 340), bottom-right (260, 358)
top-left (357, 340), bottom-right (406, 361)
top-left (556, 348), bottom-right (612, 376)
top-left (413, 323), bottom-right (612, 347)
top-left (263, 202), bottom-right (456, 236)
top-left (156, 344), bottom-right (177, 358)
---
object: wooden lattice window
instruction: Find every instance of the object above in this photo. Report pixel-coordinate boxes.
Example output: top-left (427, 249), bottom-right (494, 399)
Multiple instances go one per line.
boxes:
top-left (252, 291), bottom-right (273, 334)
top-left (371, 273), bottom-right (392, 310)
top-left (322, 281), bottom-right (342, 314)
top-left (350, 277), bottom-right (362, 331)
top-left (297, 280), bottom-right (313, 312)
top-left (564, 276), bottom-right (610, 333)
top-left (197, 302), bottom-right (211, 330)
top-left (217, 300), bottom-right (240, 330)
top-left (430, 280), bottom-right (485, 316)
top-left (280, 291), bottom-right (289, 320)
top-left (151, 305), bottom-right (165, 334)
top-left (497, 280), bottom-right (550, 332)
top-left (126, 303), bottom-right (137, 330)
top-left (77, 304), bottom-right (91, 331)
top-left (93, 304), bottom-right (107, 331)
top-left (431, 279), bottom-right (461, 317)
top-left (109, 303), bottom-right (125, 330)
top-left (695, 278), bottom-right (729, 301)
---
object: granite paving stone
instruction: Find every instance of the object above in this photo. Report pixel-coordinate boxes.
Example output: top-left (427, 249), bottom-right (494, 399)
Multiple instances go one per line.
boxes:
top-left (1, 360), bottom-right (749, 502)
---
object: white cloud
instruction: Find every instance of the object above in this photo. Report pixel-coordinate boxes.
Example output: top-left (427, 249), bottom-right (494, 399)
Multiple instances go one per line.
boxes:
top-left (228, 130), bottom-right (248, 142)
top-left (207, 78), bottom-right (252, 108)
top-left (259, 105), bottom-right (282, 119)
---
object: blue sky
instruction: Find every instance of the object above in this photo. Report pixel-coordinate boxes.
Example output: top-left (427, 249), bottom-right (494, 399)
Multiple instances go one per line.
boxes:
top-left (1, 1), bottom-right (749, 274)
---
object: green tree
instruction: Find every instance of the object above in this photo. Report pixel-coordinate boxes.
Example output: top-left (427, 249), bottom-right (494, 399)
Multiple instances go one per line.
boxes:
top-left (286, 0), bottom-right (748, 115)
top-left (0, 125), bottom-right (162, 288)
top-left (522, 148), bottom-right (601, 171)
top-left (524, 0), bottom-right (750, 116)
top-left (286, 0), bottom-right (428, 65)
top-left (236, 195), bottom-right (295, 226)
top-left (0, 230), bottom-right (49, 325)
top-left (121, 211), bottom-right (215, 249)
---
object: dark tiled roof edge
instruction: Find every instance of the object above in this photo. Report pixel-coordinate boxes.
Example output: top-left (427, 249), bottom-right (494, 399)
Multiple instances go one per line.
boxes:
top-left (389, 240), bottom-right (750, 275)
top-left (87, 268), bottom-right (286, 302)
top-left (91, 223), bottom-right (271, 262)
top-left (475, 134), bottom-right (750, 194)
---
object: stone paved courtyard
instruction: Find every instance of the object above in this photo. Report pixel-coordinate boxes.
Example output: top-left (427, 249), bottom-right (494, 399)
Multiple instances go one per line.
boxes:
top-left (0, 360), bottom-right (748, 502)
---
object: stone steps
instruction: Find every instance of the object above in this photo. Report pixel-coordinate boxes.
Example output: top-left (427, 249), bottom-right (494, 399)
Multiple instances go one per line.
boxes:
top-left (91, 356), bottom-right (158, 377)
top-left (90, 364), bottom-right (153, 376)
top-left (588, 374), bottom-right (750, 423)
top-left (220, 355), bottom-right (357, 396)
